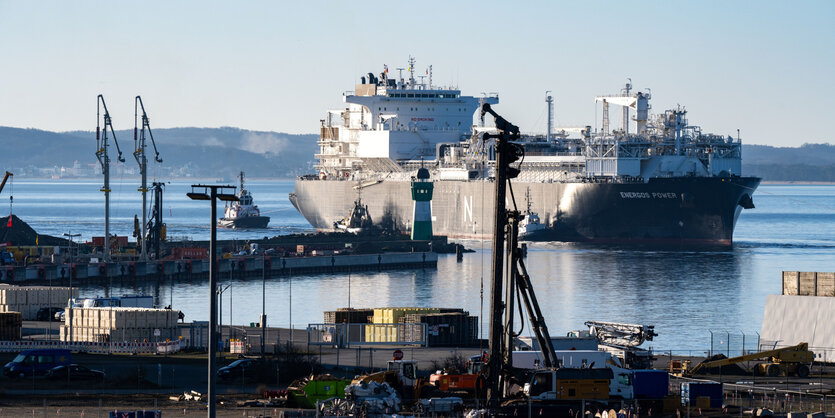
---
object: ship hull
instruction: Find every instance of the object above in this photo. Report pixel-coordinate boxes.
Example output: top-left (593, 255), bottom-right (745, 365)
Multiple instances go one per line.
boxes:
top-left (290, 177), bottom-right (760, 245)
top-left (217, 216), bottom-right (270, 229)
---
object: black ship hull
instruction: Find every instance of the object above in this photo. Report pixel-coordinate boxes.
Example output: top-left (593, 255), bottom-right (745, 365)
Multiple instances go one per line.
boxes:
top-left (290, 176), bottom-right (760, 246)
top-left (217, 216), bottom-right (270, 229)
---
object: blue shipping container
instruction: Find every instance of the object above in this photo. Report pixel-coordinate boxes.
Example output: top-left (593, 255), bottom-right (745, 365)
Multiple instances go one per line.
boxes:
top-left (632, 369), bottom-right (669, 399)
top-left (681, 381), bottom-right (723, 408)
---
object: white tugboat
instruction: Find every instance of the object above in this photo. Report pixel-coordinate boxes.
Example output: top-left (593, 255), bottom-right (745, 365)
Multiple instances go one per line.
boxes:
top-left (218, 172), bottom-right (270, 229)
top-left (518, 187), bottom-right (546, 240)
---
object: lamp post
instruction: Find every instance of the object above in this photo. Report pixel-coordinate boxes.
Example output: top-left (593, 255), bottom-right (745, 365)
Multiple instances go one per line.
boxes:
top-left (187, 184), bottom-right (237, 418)
top-left (62, 232), bottom-right (80, 342)
top-left (261, 253), bottom-right (266, 357)
top-left (62, 232), bottom-right (80, 264)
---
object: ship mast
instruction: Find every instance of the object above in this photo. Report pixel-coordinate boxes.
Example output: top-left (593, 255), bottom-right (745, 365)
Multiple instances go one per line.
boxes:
top-left (96, 95), bottom-right (125, 262)
top-left (545, 91), bottom-right (553, 142)
top-left (134, 96), bottom-right (163, 261)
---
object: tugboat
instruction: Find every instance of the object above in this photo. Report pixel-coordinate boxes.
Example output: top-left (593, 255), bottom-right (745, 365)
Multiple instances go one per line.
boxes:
top-left (218, 172), bottom-right (270, 229)
top-left (518, 187), bottom-right (546, 240)
top-left (333, 198), bottom-right (373, 233)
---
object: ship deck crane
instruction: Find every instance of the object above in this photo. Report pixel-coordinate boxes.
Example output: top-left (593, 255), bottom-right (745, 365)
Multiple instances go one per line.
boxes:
top-left (481, 103), bottom-right (559, 406)
top-left (96, 95), bottom-right (125, 262)
top-left (134, 96), bottom-right (163, 261)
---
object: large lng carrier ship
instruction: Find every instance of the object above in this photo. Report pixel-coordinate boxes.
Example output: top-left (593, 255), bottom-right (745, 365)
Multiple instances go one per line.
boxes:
top-left (290, 59), bottom-right (760, 245)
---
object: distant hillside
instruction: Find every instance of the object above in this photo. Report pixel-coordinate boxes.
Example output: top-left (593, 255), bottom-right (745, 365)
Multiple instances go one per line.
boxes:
top-left (0, 126), bottom-right (319, 179)
top-left (1, 126), bottom-right (832, 181)
top-left (742, 143), bottom-right (835, 182)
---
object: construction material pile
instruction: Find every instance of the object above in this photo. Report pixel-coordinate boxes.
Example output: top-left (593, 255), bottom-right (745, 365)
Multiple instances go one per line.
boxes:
top-left (0, 215), bottom-right (65, 246)
top-left (343, 380), bottom-right (402, 414)
top-left (0, 284), bottom-right (77, 320)
top-left (59, 307), bottom-right (179, 343)
top-left (692, 354), bottom-right (749, 375)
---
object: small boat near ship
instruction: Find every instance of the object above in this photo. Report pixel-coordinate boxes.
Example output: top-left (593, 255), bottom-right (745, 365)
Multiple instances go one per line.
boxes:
top-left (333, 198), bottom-right (373, 233)
top-left (519, 188), bottom-right (546, 240)
top-left (218, 172), bottom-right (270, 229)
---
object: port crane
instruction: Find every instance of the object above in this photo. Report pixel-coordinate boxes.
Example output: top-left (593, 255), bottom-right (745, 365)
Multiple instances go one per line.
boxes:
top-left (480, 103), bottom-right (559, 406)
top-left (146, 182), bottom-right (166, 259)
top-left (134, 96), bottom-right (163, 261)
top-left (95, 95), bottom-right (125, 262)
top-left (1, 171), bottom-right (12, 228)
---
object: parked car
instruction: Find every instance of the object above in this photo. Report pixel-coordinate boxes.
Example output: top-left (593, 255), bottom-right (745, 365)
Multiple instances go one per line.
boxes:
top-left (45, 364), bottom-right (105, 381)
top-left (3, 349), bottom-right (71, 378)
top-left (54, 309), bottom-right (65, 321)
top-left (36, 307), bottom-right (63, 322)
top-left (217, 359), bottom-right (254, 381)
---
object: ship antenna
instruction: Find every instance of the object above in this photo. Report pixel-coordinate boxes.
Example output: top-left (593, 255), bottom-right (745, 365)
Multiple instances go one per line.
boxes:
top-left (408, 56), bottom-right (416, 87)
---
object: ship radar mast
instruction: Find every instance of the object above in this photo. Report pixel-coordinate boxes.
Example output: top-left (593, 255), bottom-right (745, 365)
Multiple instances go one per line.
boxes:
top-left (408, 56), bottom-right (416, 88)
top-left (622, 78), bottom-right (632, 134)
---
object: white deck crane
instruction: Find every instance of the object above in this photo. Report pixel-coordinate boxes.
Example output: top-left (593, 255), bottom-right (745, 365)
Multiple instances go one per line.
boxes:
top-left (134, 96), bottom-right (163, 261)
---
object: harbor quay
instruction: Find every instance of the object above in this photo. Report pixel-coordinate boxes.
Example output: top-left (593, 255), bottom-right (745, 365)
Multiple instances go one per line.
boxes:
top-left (0, 250), bottom-right (438, 285)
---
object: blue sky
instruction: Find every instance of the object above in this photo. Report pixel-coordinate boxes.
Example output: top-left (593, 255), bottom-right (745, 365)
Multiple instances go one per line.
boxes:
top-left (1, 1), bottom-right (832, 146)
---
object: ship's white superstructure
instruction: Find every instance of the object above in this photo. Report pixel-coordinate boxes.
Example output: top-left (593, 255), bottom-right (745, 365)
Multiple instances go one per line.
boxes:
top-left (316, 57), bottom-right (498, 180)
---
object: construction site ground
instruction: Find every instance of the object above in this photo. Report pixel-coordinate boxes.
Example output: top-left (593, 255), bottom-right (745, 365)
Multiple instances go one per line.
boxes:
top-left (2, 342), bottom-right (835, 416)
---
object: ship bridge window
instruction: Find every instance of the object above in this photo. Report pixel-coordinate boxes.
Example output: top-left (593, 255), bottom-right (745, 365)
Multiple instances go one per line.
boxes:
top-left (407, 94), bottom-right (414, 98)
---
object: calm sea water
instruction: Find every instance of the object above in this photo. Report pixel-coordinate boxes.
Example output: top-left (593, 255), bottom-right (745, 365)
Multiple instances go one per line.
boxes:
top-left (8, 180), bottom-right (835, 351)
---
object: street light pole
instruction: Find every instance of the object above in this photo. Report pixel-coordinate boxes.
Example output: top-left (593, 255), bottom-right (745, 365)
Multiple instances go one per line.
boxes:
top-left (261, 254), bottom-right (266, 357)
top-left (187, 184), bottom-right (237, 418)
top-left (62, 232), bottom-right (79, 343)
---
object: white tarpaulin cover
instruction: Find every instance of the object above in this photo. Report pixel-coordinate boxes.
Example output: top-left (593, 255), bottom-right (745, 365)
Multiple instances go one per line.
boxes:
top-left (760, 295), bottom-right (835, 360)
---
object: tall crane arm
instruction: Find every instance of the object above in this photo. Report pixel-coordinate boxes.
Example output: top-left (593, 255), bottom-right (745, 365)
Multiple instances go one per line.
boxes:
top-left (0, 171), bottom-right (12, 195)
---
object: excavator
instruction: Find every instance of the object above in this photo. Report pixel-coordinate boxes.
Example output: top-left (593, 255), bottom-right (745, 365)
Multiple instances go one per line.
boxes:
top-left (684, 342), bottom-right (814, 378)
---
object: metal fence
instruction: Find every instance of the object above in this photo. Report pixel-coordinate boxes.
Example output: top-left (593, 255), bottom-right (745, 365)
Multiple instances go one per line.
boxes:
top-left (307, 323), bottom-right (427, 347)
top-left (708, 330), bottom-right (761, 358)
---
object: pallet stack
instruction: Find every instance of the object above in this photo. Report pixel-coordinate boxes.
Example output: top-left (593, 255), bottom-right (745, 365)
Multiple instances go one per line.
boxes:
top-left (0, 284), bottom-right (78, 320)
top-left (59, 307), bottom-right (179, 343)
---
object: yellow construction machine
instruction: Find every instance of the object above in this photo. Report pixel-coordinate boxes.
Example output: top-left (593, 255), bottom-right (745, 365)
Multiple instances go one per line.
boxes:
top-left (687, 342), bottom-right (814, 378)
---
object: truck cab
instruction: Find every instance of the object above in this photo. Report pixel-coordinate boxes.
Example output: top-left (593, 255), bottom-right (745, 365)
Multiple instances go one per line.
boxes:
top-left (387, 360), bottom-right (417, 387)
top-left (513, 350), bottom-right (634, 399)
top-left (524, 368), bottom-right (613, 401)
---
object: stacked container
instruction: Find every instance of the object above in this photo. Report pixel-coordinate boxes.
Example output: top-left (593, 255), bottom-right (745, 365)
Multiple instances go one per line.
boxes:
top-left (0, 311), bottom-right (22, 341)
top-left (59, 307), bottom-right (179, 343)
top-left (360, 307), bottom-right (473, 344)
top-left (0, 285), bottom-right (78, 320)
top-left (323, 308), bottom-right (373, 324)
top-left (403, 312), bottom-right (478, 347)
